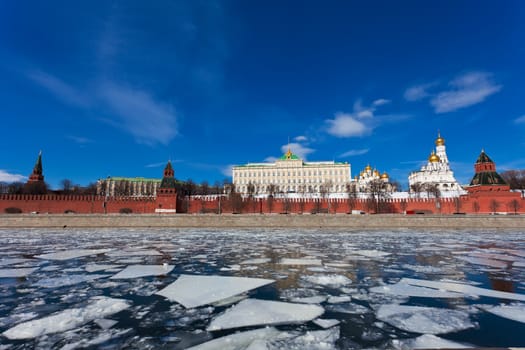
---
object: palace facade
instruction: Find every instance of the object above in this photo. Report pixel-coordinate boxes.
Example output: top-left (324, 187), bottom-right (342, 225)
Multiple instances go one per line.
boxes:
top-left (408, 133), bottom-right (465, 197)
top-left (232, 148), bottom-right (351, 195)
top-left (96, 177), bottom-right (161, 197)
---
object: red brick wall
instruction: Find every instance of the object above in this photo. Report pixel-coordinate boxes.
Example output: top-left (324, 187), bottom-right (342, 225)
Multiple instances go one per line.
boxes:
top-left (1, 192), bottom-right (523, 215)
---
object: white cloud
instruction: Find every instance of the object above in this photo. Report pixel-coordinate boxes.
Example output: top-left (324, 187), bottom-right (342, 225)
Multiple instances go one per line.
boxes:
top-left (326, 112), bottom-right (369, 137)
top-left (280, 142), bottom-right (315, 160)
top-left (27, 70), bottom-right (90, 107)
top-left (294, 135), bottom-right (307, 142)
top-left (339, 149), bottom-right (369, 157)
top-left (404, 83), bottom-right (434, 101)
top-left (264, 156), bottom-right (278, 163)
top-left (99, 82), bottom-right (178, 145)
top-left (514, 115), bottom-right (525, 124)
top-left (373, 99), bottom-right (390, 106)
top-left (221, 165), bottom-right (233, 177)
top-left (431, 72), bottom-right (501, 113)
top-left (0, 170), bottom-right (26, 183)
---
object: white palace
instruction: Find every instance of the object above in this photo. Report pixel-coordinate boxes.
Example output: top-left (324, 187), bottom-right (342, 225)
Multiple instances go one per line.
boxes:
top-left (408, 133), bottom-right (466, 197)
top-left (232, 148), bottom-right (351, 195)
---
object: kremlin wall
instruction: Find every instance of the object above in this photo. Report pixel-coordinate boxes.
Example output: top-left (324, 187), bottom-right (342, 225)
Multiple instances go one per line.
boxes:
top-left (1, 135), bottom-right (525, 216)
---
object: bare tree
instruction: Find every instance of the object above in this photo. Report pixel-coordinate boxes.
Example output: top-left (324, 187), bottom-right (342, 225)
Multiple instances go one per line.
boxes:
top-left (367, 179), bottom-right (391, 213)
top-left (501, 170), bottom-right (525, 189)
top-left (266, 183), bottom-right (278, 213)
top-left (509, 199), bottom-right (521, 214)
top-left (60, 179), bottom-right (73, 194)
top-left (489, 199), bottom-right (500, 214)
top-left (345, 182), bottom-right (358, 213)
top-left (424, 183), bottom-right (441, 199)
top-left (200, 181), bottom-right (210, 196)
top-left (410, 182), bottom-right (424, 198)
top-left (472, 201), bottom-right (480, 214)
top-left (298, 185), bottom-right (306, 214)
top-left (8, 182), bottom-right (25, 194)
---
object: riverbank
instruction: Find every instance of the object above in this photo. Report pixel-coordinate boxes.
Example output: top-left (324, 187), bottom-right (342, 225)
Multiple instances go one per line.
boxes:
top-left (1, 213), bottom-right (525, 229)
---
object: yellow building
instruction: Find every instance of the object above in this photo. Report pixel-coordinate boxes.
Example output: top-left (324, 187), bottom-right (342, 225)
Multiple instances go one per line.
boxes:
top-left (232, 149), bottom-right (351, 196)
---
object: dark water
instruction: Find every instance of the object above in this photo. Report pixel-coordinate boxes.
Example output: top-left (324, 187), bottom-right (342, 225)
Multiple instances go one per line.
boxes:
top-left (1, 228), bottom-right (525, 349)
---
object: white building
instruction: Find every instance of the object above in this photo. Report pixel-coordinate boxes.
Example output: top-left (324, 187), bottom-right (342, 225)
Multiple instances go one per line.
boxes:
top-left (408, 133), bottom-right (465, 197)
top-left (232, 148), bottom-right (351, 196)
top-left (354, 164), bottom-right (391, 192)
top-left (97, 177), bottom-right (161, 197)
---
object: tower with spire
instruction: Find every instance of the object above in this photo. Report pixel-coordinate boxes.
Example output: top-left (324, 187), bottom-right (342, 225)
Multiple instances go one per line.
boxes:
top-left (408, 132), bottom-right (465, 197)
top-left (155, 160), bottom-right (178, 213)
top-left (24, 151), bottom-right (47, 194)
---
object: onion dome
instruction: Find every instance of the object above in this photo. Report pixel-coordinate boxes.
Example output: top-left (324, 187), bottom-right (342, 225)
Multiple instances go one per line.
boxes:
top-left (373, 169), bottom-right (380, 176)
top-left (365, 164), bottom-right (372, 171)
top-left (380, 172), bottom-right (389, 180)
top-left (435, 133), bottom-right (445, 146)
top-left (428, 151), bottom-right (440, 163)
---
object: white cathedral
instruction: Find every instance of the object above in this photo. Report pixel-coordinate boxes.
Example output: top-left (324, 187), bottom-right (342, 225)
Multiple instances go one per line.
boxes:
top-left (408, 133), bottom-right (466, 198)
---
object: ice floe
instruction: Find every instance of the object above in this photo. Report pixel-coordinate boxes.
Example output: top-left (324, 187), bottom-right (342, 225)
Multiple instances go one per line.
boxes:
top-left (324, 302), bottom-right (371, 314)
top-left (479, 303), bottom-right (525, 323)
top-left (110, 264), bottom-right (173, 279)
top-left (94, 318), bottom-right (118, 329)
top-left (270, 327), bottom-right (339, 350)
top-left (313, 318), bottom-right (340, 329)
top-left (35, 274), bottom-right (108, 288)
top-left (354, 250), bottom-right (391, 258)
top-left (392, 334), bottom-right (471, 349)
top-left (279, 258), bottom-right (322, 265)
top-left (2, 296), bottom-right (130, 339)
top-left (207, 299), bottom-right (324, 331)
top-left (291, 295), bottom-right (327, 304)
top-left (376, 304), bottom-right (475, 334)
top-left (302, 274), bottom-right (352, 287)
top-left (35, 249), bottom-right (111, 261)
top-left (457, 256), bottom-right (508, 269)
top-left (0, 267), bottom-right (39, 278)
top-left (187, 327), bottom-right (282, 350)
top-left (0, 258), bottom-right (34, 266)
top-left (400, 278), bottom-right (525, 301)
top-left (85, 264), bottom-right (122, 273)
top-left (156, 274), bottom-right (275, 308)
top-left (240, 258), bottom-right (271, 264)
top-left (370, 281), bottom-right (465, 298)
top-left (107, 249), bottom-right (162, 257)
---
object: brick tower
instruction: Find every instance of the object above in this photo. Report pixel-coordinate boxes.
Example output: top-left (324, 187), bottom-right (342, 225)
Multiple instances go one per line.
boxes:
top-left (155, 160), bottom-right (177, 213)
top-left (24, 151), bottom-right (47, 194)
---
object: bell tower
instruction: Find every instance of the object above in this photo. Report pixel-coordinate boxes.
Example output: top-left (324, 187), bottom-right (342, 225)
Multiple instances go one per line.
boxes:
top-left (155, 160), bottom-right (177, 213)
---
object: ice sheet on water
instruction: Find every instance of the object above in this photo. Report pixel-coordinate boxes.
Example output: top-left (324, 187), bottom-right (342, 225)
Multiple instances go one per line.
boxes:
top-left (370, 281), bottom-right (465, 298)
top-left (35, 249), bottom-right (111, 261)
top-left (35, 274), bottom-right (109, 288)
top-left (207, 299), bottom-right (325, 331)
top-left (401, 278), bottom-right (525, 301)
top-left (391, 334), bottom-right (471, 349)
top-left (268, 327), bottom-right (339, 350)
top-left (376, 304), bottom-right (475, 334)
top-left (291, 295), bottom-right (327, 304)
top-left (279, 258), bottom-right (322, 265)
top-left (324, 302), bottom-right (371, 314)
top-left (0, 258), bottom-right (34, 266)
top-left (479, 303), bottom-right (525, 323)
top-left (240, 258), bottom-right (271, 264)
top-left (85, 264), bottom-right (122, 273)
top-left (327, 295), bottom-right (351, 303)
top-left (354, 250), bottom-right (391, 258)
top-left (313, 318), bottom-right (340, 329)
top-left (156, 274), bottom-right (275, 308)
top-left (110, 264), bottom-right (173, 279)
top-left (514, 261), bottom-right (525, 268)
top-left (107, 249), bottom-right (162, 257)
top-left (457, 256), bottom-right (508, 269)
top-left (187, 327), bottom-right (282, 350)
top-left (302, 274), bottom-right (352, 287)
top-left (0, 267), bottom-right (39, 278)
top-left (2, 296), bottom-right (130, 339)
top-left (94, 318), bottom-right (118, 329)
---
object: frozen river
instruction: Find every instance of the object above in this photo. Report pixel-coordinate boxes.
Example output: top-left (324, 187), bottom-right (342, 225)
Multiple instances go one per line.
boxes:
top-left (1, 228), bottom-right (525, 349)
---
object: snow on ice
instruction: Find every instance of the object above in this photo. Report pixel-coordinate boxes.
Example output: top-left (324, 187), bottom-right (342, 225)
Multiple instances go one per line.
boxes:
top-left (0, 267), bottom-right (39, 278)
top-left (479, 303), bottom-right (525, 323)
top-left (187, 327), bottom-right (282, 350)
top-left (302, 274), bottom-right (352, 288)
top-left (370, 281), bottom-right (465, 298)
top-left (156, 274), bottom-right (275, 308)
top-left (2, 296), bottom-right (130, 340)
top-left (206, 299), bottom-right (324, 331)
top-left (376, 304), bottom-right (475, 334)
top-left (279, 258), bottom-right (322, 265)
top-left (110, 264), bottom-right (174, 279)
top-left (35, 249), bottom-right (111, 261)
top-left (392, 334), bottom-right (471, 349)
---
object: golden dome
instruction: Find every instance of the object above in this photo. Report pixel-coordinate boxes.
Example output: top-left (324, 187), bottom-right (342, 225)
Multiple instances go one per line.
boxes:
top-left (380, 172), bottom-right (389, 179)
top-left (373, 169), bottom-right (380, 176)
top-left (428, 151), bottom-right (440, 163)
top-left (365, 164), bottom-right (372, 171)
top-left (435, 133), bottom-right (445, 146)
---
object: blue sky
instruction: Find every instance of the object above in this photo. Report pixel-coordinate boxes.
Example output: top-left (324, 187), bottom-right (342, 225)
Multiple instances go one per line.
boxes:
top-left (1, 1), bottom-right (524, 189)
